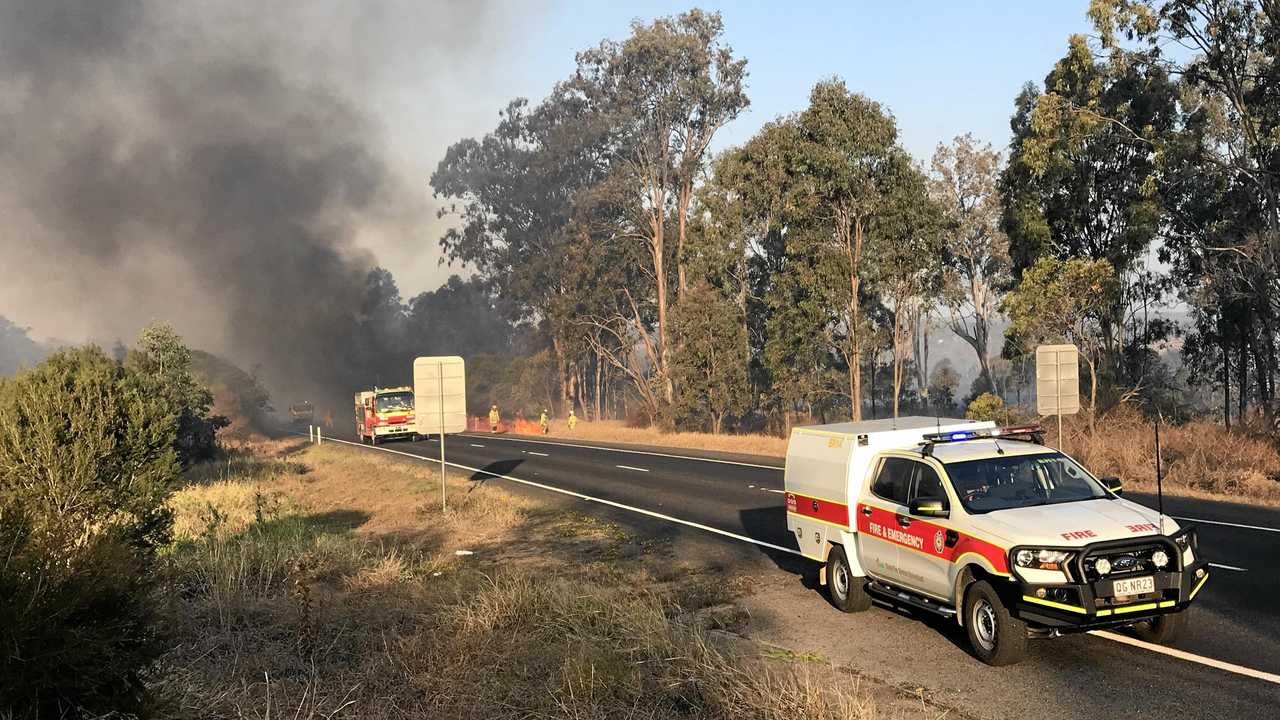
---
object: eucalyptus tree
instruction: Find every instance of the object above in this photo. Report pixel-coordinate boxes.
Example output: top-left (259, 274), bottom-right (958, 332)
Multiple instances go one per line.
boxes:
top-left (930, 135), bottom-right (1010, 393)
top-left (570, 9), bottom-right (749, 405)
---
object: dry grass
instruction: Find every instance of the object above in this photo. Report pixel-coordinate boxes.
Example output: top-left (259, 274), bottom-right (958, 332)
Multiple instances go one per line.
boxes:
top-left (154, 439), bottom-right (878, 719)
top-left (1059, 405), bottom-right (1280, 505)
top-left (524, 418), bottom-right (787, 458)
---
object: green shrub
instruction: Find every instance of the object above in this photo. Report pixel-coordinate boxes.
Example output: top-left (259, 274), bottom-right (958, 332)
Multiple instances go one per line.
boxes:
top-left (965, 392), bottom-right (1011, 424)
top-left (127, 323), bottom-right (227, 465)
top-left (0, 347), bottom-right (179, 716)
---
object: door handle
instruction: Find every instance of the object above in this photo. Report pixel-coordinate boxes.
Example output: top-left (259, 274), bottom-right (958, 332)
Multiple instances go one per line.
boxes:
top-left (861, 506), bottom-right (873, 517)
top-left (896, 514), bottom-right (912, 528)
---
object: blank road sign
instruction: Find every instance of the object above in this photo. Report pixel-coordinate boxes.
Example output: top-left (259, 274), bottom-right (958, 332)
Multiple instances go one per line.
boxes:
top-left (413, 356), bottom-right (467, 434)
top-left (1036, 344), bottom-right (1080, 415)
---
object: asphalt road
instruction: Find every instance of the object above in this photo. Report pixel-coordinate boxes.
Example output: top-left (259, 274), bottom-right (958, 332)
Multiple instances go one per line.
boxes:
top-left (321, 429), bottom-right (1280, 714)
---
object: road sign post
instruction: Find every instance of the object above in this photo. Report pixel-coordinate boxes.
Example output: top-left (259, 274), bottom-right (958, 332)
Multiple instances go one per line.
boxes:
top-left (413, 356), bottom-right (467, 512)
top-left (1035, 344), bottom-right (1080, 450)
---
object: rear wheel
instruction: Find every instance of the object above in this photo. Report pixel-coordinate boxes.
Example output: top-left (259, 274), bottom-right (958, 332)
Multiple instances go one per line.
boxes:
top-left (826, 545), bottom-right (871, 613)
top-left (1131, 611), bottom-right (1186, 645)
top-left (964, 580), bottom-right (1027, 666)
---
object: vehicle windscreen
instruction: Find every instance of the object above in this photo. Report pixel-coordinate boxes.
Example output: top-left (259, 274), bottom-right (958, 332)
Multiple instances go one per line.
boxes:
top-left (376, 392), bottom-right (413, 413)
top-left (944, 452), bottom-right (1107, 514)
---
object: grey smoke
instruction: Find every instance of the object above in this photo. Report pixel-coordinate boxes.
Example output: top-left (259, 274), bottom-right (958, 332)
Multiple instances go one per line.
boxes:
top-left (0, 0), bottom-right (531, 403)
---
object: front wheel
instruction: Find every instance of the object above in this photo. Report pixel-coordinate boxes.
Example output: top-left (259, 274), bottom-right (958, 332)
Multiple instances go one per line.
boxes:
top-left (1131, 611), bottom-right (1186, 645)
top-left (964, 580), bottom-right (1027, 666)
top-left (826, 545), bottom-right (871, 613)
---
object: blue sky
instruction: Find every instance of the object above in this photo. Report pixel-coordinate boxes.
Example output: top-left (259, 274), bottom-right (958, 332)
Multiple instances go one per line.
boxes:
top-left (508, 1), bottom-right (1095, 160)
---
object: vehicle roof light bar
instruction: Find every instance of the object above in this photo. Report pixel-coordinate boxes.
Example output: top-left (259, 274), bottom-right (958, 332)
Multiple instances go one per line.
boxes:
top-left (920, 424), bottom-right (1045, 456)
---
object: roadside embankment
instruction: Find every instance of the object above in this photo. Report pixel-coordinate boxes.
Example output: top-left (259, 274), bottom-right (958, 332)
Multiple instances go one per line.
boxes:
top-left (156, 438), bottom-right (916, 719)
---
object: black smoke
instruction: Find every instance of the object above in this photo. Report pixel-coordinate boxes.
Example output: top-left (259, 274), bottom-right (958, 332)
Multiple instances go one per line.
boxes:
top-left (0, 1), bottom-right (517, 409)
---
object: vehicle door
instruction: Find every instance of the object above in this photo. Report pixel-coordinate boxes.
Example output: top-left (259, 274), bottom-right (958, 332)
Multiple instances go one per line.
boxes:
top-left (856, 456), bottom-right (914, 585)
top-left (894, 460), bottom-right (956, 600)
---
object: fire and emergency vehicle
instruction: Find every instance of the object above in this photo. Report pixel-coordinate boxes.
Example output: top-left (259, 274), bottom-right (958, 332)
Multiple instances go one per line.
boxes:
top-left (784, 417), bottom-right (1207, 666)
top-left (354, 387), bottom-right (417, 444)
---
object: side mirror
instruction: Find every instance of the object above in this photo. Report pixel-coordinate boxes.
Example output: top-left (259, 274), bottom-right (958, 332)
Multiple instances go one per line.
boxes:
top-left (910, 496), bottom-right (949, 518)
top-left (1101, 476), bottom-right (1123, 495)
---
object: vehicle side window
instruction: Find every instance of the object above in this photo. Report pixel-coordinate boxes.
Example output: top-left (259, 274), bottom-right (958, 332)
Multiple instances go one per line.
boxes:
top-left (912, 464), bottom-right (946, 503)
top-left (871, 457), bottom-right (914, 506)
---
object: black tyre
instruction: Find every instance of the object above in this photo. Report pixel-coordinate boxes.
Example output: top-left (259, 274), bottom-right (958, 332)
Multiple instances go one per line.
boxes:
top-left (963, 580), bottom-right (1028, 666)
top-left (826, 545), bottom-right (871, 613)
top-left (1131, 610), bottom-right (1186, 645)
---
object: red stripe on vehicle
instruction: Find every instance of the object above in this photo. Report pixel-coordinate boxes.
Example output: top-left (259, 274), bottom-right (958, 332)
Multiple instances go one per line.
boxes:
top-left (785, 492), bottom-right (850, 527)
top-left (857, 503), bottom-right (1009, 573)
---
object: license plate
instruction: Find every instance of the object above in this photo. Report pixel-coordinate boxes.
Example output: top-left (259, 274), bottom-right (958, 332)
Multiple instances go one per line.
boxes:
top-left (1111, 576), bottom-right (1155, 597)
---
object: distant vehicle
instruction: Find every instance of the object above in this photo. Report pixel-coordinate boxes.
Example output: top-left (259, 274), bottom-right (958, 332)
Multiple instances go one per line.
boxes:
top-left (288, 401), bottom-right (314, 425)
top-left (354, 386), bottom-right (416, 445)
top-left (785, 417), bottom-right (1207, 666)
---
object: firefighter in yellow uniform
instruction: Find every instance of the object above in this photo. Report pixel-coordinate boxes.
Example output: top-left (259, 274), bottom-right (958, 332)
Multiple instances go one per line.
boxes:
top-left (539, 409), bottom-right (549, 434)
top-left (568, 409), bottom-right (578, 431)
top-left (489, 405), bottom-right (500, 433)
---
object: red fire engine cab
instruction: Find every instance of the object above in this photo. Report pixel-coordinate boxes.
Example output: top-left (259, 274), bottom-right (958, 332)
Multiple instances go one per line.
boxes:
top-left (354, 386), bottom-right (416, 444)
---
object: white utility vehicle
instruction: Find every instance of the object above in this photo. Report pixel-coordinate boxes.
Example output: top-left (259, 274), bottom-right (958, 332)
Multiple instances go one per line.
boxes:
top-left (784, 417), bottom-right (1207, 665)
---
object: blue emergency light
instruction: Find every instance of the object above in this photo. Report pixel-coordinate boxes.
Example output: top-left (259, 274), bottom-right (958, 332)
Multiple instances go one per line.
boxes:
top-left (921, 424), bottom-right (1045, 453)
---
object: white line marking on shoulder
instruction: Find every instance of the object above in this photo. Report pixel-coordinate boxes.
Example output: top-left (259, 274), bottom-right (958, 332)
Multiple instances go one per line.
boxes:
top-left (523, 451), bottom-right (549, 457)
top-left (1208, 562), bottom-right (1247, 572)
top-left (761, 488), bottom-right (786, 494)
top-left (1172, 516), bottom-right (1280, 534)
top-left (615, 465), bottom-right (649, 472)
top-left (458, 432), bottom-right (784, 470)
top-left (469, 444), bottom-right (485, 448)
top-left (1090, 631), bottom-right (1280, 686)
top-left (316, 435), bottom-right (802, 557)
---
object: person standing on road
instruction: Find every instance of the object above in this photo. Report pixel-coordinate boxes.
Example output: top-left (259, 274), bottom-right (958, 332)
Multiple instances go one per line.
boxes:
top-left (489, 405), bottom-right (500, 433)
top-left (539, 408), bottom-right (549, 434)
top-left (568, 409), bottom-right (577, 431)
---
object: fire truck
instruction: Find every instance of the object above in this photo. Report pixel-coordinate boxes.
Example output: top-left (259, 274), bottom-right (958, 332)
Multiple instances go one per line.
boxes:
top-left (784, 417), bottom-right (1206, 666)
top-left (288, 401), bottom-right (314, 426)
top-left (354, 386), bottom-right (417, 444)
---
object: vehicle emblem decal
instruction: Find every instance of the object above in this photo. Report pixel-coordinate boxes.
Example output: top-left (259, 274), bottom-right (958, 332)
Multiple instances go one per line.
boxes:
top-left (934, 529), bottom-right (945, 555)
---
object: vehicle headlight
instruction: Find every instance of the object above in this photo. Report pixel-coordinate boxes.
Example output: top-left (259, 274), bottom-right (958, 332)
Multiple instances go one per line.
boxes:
top-left (1095, 557), bottom-right (1112, 575)
top-left (1151, 550), bottom-right (1169, 569)
top-left (1013, 548), bottom-right (1074, 572)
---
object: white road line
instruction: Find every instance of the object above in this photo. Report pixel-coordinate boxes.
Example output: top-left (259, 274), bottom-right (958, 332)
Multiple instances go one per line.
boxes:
top-left (616, 464), bottom-right (650, 472)
top-left (524, 451), bottom-right (549, 457)
top-left (1173, 516), bottom-right (1280, 534)
top-left (303, 433), bottom-right (1280, 686)
top-left (1208, 562), bottom-right (1248, 572)
top-left (316, 435), bottom-right (802, 557)
top-left (459, 432), bottom-right (784, 471)
top-left (469, 444), bottom-right (485, 448)
top-left (761, 487), bottom-right (786, 494)
top-left (1090, 631), bottom-right (1280, 686)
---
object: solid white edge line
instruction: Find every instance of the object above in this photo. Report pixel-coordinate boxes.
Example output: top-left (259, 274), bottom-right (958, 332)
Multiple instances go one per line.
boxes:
top-left (1208, 562), bottom-right (1248, 572)
top-left (1172, 516), bottom-right (1280, 534)
top-left (301, 434), bottom-right (1280, 687)
top-left (457, 431), bottom-right (785, 471)
top-left (1089, 631), bottom-right (1280, 686)
top-left (315, 435), bottom-right (802, 557)
top-left (615, 465), bottom-right (650, 473)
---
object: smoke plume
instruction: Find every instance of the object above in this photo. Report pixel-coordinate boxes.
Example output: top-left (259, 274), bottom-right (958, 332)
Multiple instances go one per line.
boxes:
top-left (0, 0), bottom-right (528, 406)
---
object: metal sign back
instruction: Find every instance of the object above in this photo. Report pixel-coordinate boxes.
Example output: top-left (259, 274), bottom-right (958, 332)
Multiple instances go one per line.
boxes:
top-left (1035, 344), bottom-right (1080, 416)
top-left (413, 356), bottom-right (467, 434)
